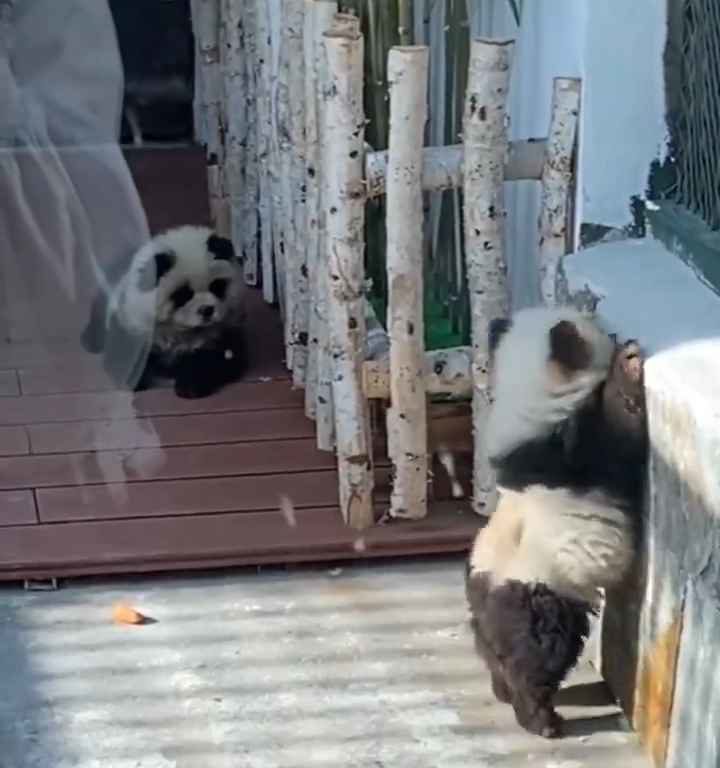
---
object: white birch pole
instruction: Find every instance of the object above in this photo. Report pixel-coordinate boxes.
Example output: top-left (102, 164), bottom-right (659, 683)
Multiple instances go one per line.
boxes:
top-left (385, 46), bottom-right (430, 520)
top-left (255, 0), bottom-right (275, 303)
top-left (215, 7), bottom-right (232, 239)
top-left (537, 77), bottom-right (581, 306)
top-left (271, 5), bottom-right (288, 325)
top-left (323, 28), bottom-right (374, 529)
top-left (241, 0), bottom-right (260, 286)
top-left (463, 38), bottom-right (514, 515)
top-left (314, 11), bottom-right (361, 451)
top-left (303, 0), bottom-right (337, 420)
top-left (222, 0), bottom-right (247, 259)
top-left (280, 0), bottom-right (306, 375)
top-left (190, 0), bottom-right (207, 145)
top-left (192, 0), bottom-right (225, 230)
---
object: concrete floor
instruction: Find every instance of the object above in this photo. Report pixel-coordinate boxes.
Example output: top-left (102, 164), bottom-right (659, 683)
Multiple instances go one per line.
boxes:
top-left (0, 557), bottom-right (650, 768)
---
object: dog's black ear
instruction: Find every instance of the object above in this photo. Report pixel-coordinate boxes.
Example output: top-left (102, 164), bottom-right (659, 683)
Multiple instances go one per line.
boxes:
top-left (488, 317), bottom-right (511, 354)
top-left (207, 234), bottom-right (237, 262)
top-left (549, 319), bottom-right (592, 372)
top-left (154, 250), bottom-right (176, 281)
top-left (137, 250), bottom-right (176, 291)
top-left (81, 290), bottom-right (109, 353)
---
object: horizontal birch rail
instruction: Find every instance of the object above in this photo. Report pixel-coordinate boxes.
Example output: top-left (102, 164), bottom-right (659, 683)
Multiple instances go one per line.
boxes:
top-left (365, 138), bottom-right (547, 199)
top-left (363, 346), bottom-right (472, 400)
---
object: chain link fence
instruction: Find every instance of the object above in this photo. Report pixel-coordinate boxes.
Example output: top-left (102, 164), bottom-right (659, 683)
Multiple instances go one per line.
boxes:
top-left (660, 0), bottom-right (720, 230)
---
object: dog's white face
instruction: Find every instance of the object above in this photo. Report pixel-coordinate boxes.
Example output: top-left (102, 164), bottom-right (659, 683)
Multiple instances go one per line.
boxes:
top-left (121, 226), bottom-right (243, 335)
top-left (485, 306), bottom-right (615, 461)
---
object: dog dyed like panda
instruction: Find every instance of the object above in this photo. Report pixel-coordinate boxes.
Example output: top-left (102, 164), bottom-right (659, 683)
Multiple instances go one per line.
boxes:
top-left (82, 225), bottom-right (246, 399)
top-left (466, 306), bottom-right (648, 739)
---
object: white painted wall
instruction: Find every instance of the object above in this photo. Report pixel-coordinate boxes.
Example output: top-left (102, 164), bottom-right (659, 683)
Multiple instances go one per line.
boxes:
top-left (469, 0), bottom-right (668, 308)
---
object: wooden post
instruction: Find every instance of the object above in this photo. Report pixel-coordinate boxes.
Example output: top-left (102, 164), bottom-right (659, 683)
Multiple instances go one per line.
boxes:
top-left (314, 12), bottom-right (361, 451)
top-left (272, 9), bottom-right (290, 329)
top-left (190, 0), bottom-right (207, 145)
top-left (385, 46), bottom-right (430, 520)
top-left (462, 38), bottom-right (514, 514)
top-left (537, 77), bottom-right (581, 306)
top-left (364, 138), bottom-right (548, 198)
top-left (241, 0), bottom-right (260, 286)
top-left (221, 0), bottom-right (247, 262)
top-left (254, 0), bottom-right (275, 304)
top-left (323, 29), bottom-right (374, 529)
top-left (283, 0), bottom-right (308, 384)
top-left (192, 0), bottom-right (226, 232)
top-left (303, 0), bottom-right (338, 421)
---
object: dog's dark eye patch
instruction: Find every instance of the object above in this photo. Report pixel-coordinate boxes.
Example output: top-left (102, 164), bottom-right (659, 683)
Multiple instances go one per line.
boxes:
top-left (209, 278), bottom-right (228, 300)
top-left (170, 283), bottom-right (194, 308)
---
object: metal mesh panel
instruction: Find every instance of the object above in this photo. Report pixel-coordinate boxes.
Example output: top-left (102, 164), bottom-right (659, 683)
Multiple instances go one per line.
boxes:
top-left (668, 0), bottom-right (720, 229)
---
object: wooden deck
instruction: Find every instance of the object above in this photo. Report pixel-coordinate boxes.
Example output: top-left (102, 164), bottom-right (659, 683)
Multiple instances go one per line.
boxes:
top-left (0, 145), bottom-right (479, 582)
top-left (0, 284), bottom-right (479, 582)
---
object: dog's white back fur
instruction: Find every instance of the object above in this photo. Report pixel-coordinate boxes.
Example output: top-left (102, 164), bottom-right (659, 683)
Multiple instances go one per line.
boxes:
top-left (469, 486), bottom-right (634, 604)
top-left (109, 225), bottom-right (244, 351)
top-left (471, 306), bottom-right (635, 604)
top-left (486, 306), bottom-right (615, 461)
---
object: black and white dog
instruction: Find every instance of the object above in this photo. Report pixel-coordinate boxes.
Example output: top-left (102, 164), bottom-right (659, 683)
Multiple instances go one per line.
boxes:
top-left (466, 306), bottom-right (648, 738)
top-left (82, 225), bottom-right (246, 398)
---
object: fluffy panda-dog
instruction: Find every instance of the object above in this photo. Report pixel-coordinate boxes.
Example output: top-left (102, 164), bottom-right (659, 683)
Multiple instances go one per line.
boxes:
top-left (466, 306), bottom-right (648, 739)
top-left (82, 225), bottom-right (246, 399)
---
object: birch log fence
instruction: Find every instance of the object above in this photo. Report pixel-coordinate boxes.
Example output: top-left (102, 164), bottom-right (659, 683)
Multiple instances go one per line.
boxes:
top-left (189, 2), bottom-right (580, 527)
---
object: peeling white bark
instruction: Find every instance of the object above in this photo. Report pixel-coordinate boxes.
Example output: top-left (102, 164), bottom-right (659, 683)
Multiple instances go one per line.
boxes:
top-left (463, 38), bottom-right (514, 514)
top-left (538, 77), bottom-right (581, 306)
top-left (365, 138), bottom-right (547, 199)
top-left (303, 0), bottom-right (337, 421)
top-left (314, 12), bottom-right (361, 451)
top-left (190, 0), bottom-right (207, 144)
top-left (241, 0), bottom-right (260, 286)
top-left (323, 29), bottom-right (374, 529)
top-left (363, 346), bottom-right (472, 400)
top-left (272, 3), bottom-right (290, 333)
top-left (384, 45), bottom-right (430, 520)
top-left (192, 0), bottom-right (227, 233)
top-left (193, 0), bottom-right (223, 162)
top-left (221, 0), bottom-right (247, 254)
top-left (283, 0), bottom-right (308, 384)
top-left (254, 0), bottom-right (275, 303)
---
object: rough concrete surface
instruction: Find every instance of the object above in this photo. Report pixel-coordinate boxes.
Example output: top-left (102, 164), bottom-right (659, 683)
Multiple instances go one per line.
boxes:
top-left (0, 557), bottom-right (650, 768)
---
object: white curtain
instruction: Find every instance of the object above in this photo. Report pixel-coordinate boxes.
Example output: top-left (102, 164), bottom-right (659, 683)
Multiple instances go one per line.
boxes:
top-left (0, 0), bottom-right (149, 370)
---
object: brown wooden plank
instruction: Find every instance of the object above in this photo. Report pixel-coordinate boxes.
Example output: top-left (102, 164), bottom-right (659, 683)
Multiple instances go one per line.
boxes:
top-left (0, 340), bottom-right (84, 369)
top-left (0, 502), bottom-right (481, 579)
top-left (0, 490), bottom-right (37, 526)
top-left (0, 379), bottom-right (303, 426)
top-left (28, 408), bottom-right (315, 454)
top-left (0, 427), bottom-right (29, 457)
top-left (0, 438), bottom-right (334, 490)
top-left (0, 371), bottom-right (19, 397)
top-left (18, 362), bottom-right (118, 396)
top-left (37, 470), bottom-right (340, 522)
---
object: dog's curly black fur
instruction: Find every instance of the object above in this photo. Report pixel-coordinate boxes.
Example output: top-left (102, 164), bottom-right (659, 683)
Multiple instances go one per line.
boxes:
top-left (466, 567), bottom-right (593, 737)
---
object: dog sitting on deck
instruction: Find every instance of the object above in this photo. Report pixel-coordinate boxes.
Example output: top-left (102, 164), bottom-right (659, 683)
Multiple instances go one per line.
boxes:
top-left (82, 225), bottom-right (247, 399)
